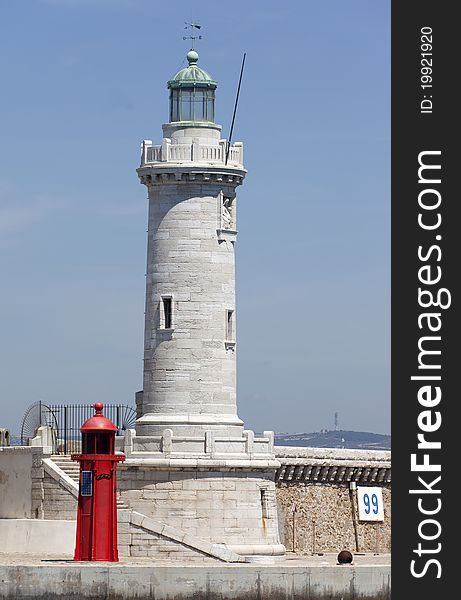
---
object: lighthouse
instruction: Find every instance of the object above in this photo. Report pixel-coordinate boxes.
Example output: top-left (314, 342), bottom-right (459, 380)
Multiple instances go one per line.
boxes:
top-left (136, 48), bottom-right (245, 438)
top-left (118, 48), bottom-right (285, 562)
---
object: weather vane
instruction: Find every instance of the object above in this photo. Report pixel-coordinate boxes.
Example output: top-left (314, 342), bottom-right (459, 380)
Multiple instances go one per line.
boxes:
top-left (183, 22), bottom-right (202, 49)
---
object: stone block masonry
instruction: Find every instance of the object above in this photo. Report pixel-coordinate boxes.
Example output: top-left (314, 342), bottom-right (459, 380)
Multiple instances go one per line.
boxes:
top-left (117, 463), bottom-right (283, 560)
top-left (137, 178), bottom-right (246, 438)
top-left (42, 472), bottom-right (76, 521)
top-left (117, 510), bottom-right (244, 562)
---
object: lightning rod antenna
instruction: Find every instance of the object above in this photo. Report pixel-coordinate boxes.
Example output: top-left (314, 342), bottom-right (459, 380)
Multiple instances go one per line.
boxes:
top-left (225, 52), bottom-right (246, 165)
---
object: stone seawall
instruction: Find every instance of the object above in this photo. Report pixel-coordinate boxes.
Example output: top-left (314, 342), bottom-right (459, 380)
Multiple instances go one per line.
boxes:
top-left (277, 482), bottom-right (391, 553)
top-left (0, 559), bottom-right (391, 600)
top-left (274, 447), bottom-right (391, 554)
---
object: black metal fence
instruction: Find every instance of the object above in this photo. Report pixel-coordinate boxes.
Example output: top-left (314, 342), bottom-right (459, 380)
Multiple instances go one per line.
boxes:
top-left (20, 402), bottom-right (136, 454)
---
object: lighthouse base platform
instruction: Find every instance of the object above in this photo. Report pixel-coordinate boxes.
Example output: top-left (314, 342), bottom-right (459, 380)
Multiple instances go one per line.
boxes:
top-left (116, 427), bottom-right (285, 563)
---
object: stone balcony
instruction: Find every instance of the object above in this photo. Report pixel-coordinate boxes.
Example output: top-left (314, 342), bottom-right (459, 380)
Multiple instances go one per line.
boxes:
top-left (140, 139), bottom-right (244, 169)
top-left (117, 428), bottom-right (277, 469)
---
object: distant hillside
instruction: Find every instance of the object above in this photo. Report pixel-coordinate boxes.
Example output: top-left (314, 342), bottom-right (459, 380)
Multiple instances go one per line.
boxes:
top-left (274, 430), bottom-right (391, 451)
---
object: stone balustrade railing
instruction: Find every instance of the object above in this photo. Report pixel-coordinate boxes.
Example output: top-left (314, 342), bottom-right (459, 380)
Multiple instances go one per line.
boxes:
top-left (119, 428), bottom-right (274, 462)
top-left (140, 139), bottom-right (244, 168)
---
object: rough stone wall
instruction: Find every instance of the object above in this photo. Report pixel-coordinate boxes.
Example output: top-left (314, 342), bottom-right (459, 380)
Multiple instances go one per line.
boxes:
top-left (42, 472), bottom-right (77, 520)
top-left (118, 467), bottom-right (280, 547)
top-left (276, 482), bottom-right (391, 554)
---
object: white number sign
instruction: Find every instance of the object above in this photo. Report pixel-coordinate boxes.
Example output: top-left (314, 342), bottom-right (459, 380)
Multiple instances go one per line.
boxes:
top-left (357, 487), bottom-right (384, 521)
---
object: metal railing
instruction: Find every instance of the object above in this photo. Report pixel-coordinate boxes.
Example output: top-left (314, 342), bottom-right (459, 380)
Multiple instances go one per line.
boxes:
top-left (20, 402), bottom-right (136, 454)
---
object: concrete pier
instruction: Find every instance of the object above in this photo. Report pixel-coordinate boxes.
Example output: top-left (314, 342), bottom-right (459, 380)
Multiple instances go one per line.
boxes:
top-left (0, 553), bottom-right (390, 599)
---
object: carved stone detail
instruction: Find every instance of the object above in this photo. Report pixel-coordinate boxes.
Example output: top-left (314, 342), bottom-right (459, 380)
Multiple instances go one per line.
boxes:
top-left (138, 169), bottom-right (244, 187)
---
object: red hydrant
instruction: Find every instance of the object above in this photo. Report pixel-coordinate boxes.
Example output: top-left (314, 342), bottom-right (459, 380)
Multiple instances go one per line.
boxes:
top-left (72, 402), bottom-right (125, 561)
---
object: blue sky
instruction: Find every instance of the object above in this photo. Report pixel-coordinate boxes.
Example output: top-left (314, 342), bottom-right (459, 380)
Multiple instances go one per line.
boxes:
top-left (0, 0), bottom-right (390, 435)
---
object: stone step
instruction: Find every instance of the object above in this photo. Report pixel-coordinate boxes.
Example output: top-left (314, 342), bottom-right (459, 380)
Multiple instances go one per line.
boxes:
top-left (55, 468), bottom-right (79, 472)
top-left (53, 465), bottom-right (79, 471)
top-left (52, 466), bottom-right (77, 470)
top-left (54, 467), bottom-right (79, 472)
top-left (49, 455), bottom-right (80, 483)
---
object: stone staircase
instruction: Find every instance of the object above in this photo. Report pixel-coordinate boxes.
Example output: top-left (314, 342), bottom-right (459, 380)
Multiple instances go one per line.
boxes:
top-left (51, 455), bottom-right (80, 483)
top-left (50, 454), bottom-right (127, 508)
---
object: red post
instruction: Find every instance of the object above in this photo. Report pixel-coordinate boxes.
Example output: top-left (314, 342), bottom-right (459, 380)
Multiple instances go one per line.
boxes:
top-left (72, 403), bottom-right (125, 561)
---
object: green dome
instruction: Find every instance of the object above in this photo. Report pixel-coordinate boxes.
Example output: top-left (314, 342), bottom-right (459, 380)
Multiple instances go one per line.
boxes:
top-left (168, 50), bottom-right (217, 89)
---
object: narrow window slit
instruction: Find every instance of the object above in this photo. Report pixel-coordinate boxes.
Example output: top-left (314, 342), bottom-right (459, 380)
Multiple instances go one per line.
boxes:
top-left (260, 488), bottom-right (269, 519)
top-left (226, 310), bottom-right (234, 341)
top-left (162, 297), bottom-right (173, 329)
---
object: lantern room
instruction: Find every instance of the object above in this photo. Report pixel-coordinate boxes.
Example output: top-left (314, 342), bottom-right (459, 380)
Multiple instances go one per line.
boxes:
top-left (80, 402), bottom-right (117, 455)
top-left (167, 50), bottom-right (217, 123)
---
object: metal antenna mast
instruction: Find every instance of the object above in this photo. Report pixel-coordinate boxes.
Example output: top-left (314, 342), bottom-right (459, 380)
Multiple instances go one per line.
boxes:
top-left (225, 53), bottom-right (246, 165)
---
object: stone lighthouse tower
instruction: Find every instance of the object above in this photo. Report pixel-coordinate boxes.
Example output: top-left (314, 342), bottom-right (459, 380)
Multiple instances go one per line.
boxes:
top-left (118, 49), bottom-right (285, 562)
top-left (136, 49), bottom-right (244, 439)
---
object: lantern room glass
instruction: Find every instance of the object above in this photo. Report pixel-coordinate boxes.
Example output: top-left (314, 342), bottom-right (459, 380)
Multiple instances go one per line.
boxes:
top-left (170, 87), bottom-right (215, 123)
top-left (82, 431), bottom-right (114, 454)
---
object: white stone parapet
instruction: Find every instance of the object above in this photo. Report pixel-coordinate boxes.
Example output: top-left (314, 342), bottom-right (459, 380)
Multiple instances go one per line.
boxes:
top-left (122, 428), bottom-right (277, 466)
top-left (140, 139), bottom-right (243, 169)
